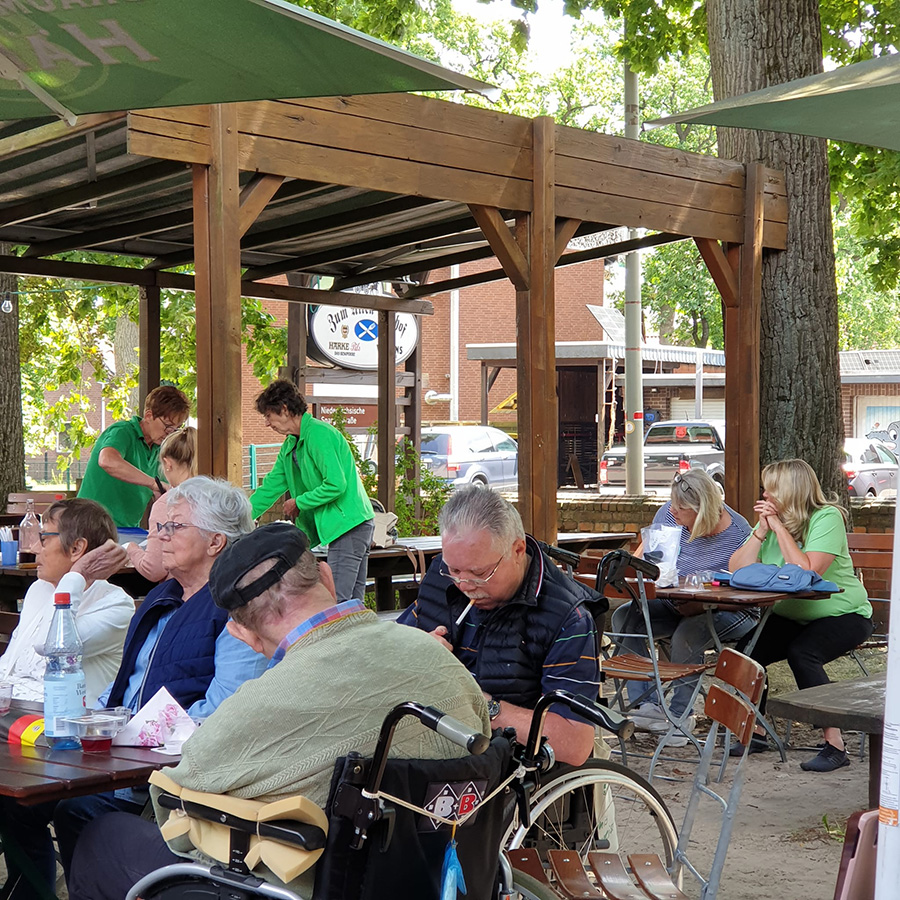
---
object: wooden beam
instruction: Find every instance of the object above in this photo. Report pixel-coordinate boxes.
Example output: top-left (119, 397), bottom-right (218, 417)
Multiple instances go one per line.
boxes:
top-left (0, 254), bottom-right (434, 315)
top-left (238, 174), bottom-right (285, 237)
top-left (241, 214), bottom-right (477, 282)
top-left (517, 116), bottom-right (558, 541)
top-left (283, 274), bottom-right (309, 395)
top-left (468, 204), bottom-right (529, 291)
top-left (725, 163), bottom-right (765, 519)
top-left (0, 113), bottom-right (126, 159)
top-left (138, 284), bottom-right (161, 410)
top-left (554, 218), bottom-right (581, 260)
top-left (377, 310), bottom-right (397, 512)
top-left (695, 236), bottom-right (738, 308)
top-left (23, 208), bottom-right (194, 258)
top-left (0, 160), bottom-right (185, 227)
top-left (193, 105), bottom-right (242, 484)
top-left (400, 231), bottom-right (686, 301)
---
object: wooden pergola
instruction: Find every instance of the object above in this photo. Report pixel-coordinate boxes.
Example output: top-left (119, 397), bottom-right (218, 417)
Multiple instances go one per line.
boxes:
top-left (0, 93), bottom-right (786, 538)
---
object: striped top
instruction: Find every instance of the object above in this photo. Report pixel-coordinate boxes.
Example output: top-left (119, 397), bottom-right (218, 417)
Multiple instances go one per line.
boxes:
top-left (654, 501), bottom-right (751, 576)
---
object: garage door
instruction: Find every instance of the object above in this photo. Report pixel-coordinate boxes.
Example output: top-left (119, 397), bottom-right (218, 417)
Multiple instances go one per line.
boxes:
top-left (669, 399), bottom-right (726, 420)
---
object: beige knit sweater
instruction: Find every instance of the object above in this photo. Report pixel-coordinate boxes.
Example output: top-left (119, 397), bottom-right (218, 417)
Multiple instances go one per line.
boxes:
top-left (152, 610), bottom-right (490, 893)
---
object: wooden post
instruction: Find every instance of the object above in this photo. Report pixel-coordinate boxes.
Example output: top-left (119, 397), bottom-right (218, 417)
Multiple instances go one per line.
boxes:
top-left (138, 283), bottom-right (160, 410)
top-left (726, 165), bottom-right (765, 519)
top-left (285, 303), bottom-right (307, 395)
top-left (193, 105), bottom-right (242, 483)
top-left (516, 116), bottom-right (559, 541)
top-left (377, 310), bottom-right (396, 512)
top-left (404, 345), bottom-right (422, 517)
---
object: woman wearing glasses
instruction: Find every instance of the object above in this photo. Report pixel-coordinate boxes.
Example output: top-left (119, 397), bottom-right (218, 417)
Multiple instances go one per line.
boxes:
top-left (124, 426), bottom-right (197, 582)
top-left (728, 459), bottom-right (873, 772)
top-left (613, 468), bottom-right (752, 743)
top-left (0, 499), bottom-right (133, 706)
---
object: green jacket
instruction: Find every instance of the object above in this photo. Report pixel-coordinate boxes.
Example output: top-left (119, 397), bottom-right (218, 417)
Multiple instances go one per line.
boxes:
top-left (249, 413), bottom-right (373, 547)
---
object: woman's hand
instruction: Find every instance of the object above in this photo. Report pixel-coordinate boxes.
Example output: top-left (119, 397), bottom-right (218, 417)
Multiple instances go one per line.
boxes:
top-left (753, 499), bottom-right (781, 539)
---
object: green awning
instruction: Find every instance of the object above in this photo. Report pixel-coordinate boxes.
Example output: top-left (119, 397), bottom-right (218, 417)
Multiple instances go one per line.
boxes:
top-left (650, 53), bottom-right (900, 152)
top-left (0, 0), bottom-right (497, 124)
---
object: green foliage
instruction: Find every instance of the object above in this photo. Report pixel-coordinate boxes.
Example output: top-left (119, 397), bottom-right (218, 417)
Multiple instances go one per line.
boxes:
top-left (18, 249), bottom-right (287, 471)
top-left (329, 407), bottom-right (451, 537)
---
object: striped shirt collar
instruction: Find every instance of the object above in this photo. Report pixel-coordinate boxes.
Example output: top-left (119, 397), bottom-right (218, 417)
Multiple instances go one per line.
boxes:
top-left (272, 599), bottom-right (367, 664)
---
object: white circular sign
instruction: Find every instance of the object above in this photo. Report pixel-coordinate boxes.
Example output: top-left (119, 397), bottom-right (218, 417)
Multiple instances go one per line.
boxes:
top-left (309, 306), bottom-right (419, 371)
top-left (625, 421), bottom-right (635, 434)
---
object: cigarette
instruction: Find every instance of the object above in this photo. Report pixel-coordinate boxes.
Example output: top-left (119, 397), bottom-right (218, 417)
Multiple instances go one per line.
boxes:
top-left (455, 599), bottom-right (475, 626)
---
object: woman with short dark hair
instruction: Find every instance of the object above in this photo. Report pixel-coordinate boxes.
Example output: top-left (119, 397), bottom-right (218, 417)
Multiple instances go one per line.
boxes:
top-left (249, 380), bottom-right (374, 603)
top-left (0, 498), bottom-right (133, 705)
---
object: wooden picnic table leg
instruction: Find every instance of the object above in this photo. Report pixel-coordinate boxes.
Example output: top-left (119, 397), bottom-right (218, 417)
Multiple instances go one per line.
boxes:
top-left (374, 576), bottom-right (394, 611)
top-left (868, 732), bottom-right (882, 810)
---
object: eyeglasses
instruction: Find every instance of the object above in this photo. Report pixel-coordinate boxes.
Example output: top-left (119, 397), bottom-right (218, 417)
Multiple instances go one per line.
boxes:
top-left (673, 473), bottom-right (696, 496)
top-left (157, 521), bottom-right (202, 538)
top-left (161, 419), bottom-right (184, 435)
top-left (38, 532), bottom-right (60, 546)
top-left (439, 555), bottom-right (506, 586)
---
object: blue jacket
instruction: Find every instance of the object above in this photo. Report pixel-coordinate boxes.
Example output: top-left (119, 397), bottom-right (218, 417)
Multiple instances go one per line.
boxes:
top-left (107, 579), bottom-right (229, 710)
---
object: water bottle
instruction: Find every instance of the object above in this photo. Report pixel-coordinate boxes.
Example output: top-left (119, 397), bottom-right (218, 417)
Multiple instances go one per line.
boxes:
top-left (18, 499), bottom-right (40, 564)
top-left (43, 592), bottom-right (86, 750)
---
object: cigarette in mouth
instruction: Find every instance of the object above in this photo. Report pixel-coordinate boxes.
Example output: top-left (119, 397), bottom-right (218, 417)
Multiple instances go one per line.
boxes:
top-left (455, 599), bottom-right (475, 626)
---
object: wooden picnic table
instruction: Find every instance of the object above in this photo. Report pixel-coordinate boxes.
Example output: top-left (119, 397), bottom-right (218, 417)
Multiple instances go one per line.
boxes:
top-left (767, 673), bottom-right (886, 809)
top-left (0, 703), bottom-right (176, 806)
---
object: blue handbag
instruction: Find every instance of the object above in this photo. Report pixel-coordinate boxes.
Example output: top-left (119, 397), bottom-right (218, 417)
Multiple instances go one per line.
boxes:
top-left (728, 563), bottom-right (838, 594)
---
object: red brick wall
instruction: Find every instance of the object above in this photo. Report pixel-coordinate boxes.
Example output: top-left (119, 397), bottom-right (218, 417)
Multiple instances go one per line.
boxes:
top-left (418, 258), bottom-right (606, 425)
top-left (841, 383), bottom-right (900, 439)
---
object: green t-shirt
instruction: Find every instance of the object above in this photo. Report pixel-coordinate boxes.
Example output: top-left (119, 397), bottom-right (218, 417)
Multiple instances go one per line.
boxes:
top-left (78, 416), bottom-right (159, 528)
top-left (755, 506), bottom-right (872, 622)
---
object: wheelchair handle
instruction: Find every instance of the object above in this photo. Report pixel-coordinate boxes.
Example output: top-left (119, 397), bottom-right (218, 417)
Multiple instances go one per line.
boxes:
top-left (542, 543), bottom-right (582, 569)
top-left (522, 690), bottom-right (634, 766)
top-left (365, 702), bottom-right (490, 797)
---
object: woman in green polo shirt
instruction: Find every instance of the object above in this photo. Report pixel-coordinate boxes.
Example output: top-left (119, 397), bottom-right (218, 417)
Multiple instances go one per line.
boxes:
top-left (729, 458), bottom-right (873, 772)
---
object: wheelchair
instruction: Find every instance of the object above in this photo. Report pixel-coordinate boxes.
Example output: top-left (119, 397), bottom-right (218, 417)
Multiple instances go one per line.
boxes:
top-left (125, 690), bottom-right (675, 900)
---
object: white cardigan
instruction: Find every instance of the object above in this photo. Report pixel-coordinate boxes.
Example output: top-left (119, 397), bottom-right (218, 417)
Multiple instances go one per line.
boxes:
top-left (0, 571), bottom-right (135, 705)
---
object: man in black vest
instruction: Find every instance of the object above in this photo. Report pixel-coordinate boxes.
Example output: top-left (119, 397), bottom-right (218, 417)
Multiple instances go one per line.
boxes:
top-left (398, 486), bottom-right (605, 765)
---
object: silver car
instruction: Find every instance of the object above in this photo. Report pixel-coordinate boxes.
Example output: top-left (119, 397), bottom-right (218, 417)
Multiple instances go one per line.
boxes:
top-left (420, 426), bottom-right (518, 490)
top-left (844, 439), bottom-right (898, 497)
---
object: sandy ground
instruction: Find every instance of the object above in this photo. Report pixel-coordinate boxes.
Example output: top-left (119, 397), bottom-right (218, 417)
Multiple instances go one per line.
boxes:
top-left (612, 652), bottom-right (885, 900)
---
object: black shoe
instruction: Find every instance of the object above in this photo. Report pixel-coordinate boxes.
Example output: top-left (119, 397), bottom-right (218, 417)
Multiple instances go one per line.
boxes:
top-left (729, 734), bottom-right (770, 757)
top-left (800, 742), bottom-right (850, 772)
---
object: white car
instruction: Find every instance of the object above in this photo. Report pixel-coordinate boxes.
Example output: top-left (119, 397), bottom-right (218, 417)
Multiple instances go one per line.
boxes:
top-left (420, 426), bottom-right (518, 490)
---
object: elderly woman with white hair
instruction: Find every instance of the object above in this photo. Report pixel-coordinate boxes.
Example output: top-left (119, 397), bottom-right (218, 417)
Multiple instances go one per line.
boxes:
top-left (612, 468), bottom-right (753, 743)
top-left (0, 477), bottom-right (269, 900)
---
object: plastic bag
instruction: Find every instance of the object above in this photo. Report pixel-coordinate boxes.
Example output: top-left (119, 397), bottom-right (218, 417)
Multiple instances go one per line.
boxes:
top-left (640, 524), bottom-right (681, 588)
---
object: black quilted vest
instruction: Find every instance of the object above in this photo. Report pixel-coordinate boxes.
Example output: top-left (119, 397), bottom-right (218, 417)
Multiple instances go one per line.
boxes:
top-left (412, 536), bottom-right (607, 708)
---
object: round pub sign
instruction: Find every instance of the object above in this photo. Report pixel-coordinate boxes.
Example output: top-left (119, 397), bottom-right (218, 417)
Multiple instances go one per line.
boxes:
top-left (308, 306), bottom-right (419, 371)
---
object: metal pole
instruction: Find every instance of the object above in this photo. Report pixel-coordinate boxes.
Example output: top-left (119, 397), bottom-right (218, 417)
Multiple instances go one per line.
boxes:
top-left (623, 54), bottom-right (644, 495)
top-left (695, 348), bottom-right (704, 419)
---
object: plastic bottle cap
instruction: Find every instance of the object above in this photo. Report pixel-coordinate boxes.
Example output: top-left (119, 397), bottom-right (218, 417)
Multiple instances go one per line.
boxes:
top-left (53, 592), bottom-right (71, 606)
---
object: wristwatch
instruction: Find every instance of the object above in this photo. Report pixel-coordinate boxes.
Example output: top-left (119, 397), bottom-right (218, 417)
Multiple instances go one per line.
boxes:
top-left (487, 697), bottom-right (502, 720)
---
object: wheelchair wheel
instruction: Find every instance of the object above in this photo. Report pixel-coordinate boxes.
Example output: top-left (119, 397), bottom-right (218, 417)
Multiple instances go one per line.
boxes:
top-left (505, 759), bottom-right (678, 875)
top-left (510, 869), bottom-right (563, 900)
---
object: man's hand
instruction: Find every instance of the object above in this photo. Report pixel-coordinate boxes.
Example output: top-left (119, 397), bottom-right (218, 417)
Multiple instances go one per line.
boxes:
top-left (71, 540), bottom-right (127, 582)
top-left (428, 626), bottom-right (453, 651)
top-left (283, 498), bottom-right (299, 520)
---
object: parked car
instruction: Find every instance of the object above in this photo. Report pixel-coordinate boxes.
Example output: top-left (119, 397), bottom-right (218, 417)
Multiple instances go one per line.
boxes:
top-left (844, 438), bottom-right (898, 497)
top-left (600, 420), bottom-right (726, 489)
top-left (420, 426), bottom-right (518, 490)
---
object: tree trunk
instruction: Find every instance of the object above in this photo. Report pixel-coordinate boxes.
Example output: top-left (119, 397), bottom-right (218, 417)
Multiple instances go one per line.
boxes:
top-left (707, 0), bottom-right (846, 498)
top-left (0, 243), bottom-right (25, 498)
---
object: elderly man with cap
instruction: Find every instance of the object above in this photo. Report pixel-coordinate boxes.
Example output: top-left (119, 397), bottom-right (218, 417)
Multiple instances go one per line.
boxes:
top-left (66, 522), bottom-right (490, 900)
top-left (398, 485), bottom-right (606, 766)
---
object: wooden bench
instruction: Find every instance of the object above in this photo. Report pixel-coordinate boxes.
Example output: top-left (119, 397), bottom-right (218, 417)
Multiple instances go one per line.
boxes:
top-left (846, 533), bottom-right (892, 673)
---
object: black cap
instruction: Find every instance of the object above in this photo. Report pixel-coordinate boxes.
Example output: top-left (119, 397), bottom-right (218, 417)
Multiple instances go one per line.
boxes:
top-left (209, 522), bottom-right (309, 612)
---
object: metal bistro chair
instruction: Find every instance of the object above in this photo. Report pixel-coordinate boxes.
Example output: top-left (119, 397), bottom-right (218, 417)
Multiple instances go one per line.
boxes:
top-left (597, 550), bottom-right (715, 777)
top-left (521, 649), bottom-right (765, 900)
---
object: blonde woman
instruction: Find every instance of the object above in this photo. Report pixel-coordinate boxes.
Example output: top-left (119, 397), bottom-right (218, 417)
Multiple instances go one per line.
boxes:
top-left (729, 459), bottom-right (873, 772)
top-left (614, 468), bottom-right (752, 743)
top-left (125, 426), bottom-right (197, 581)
